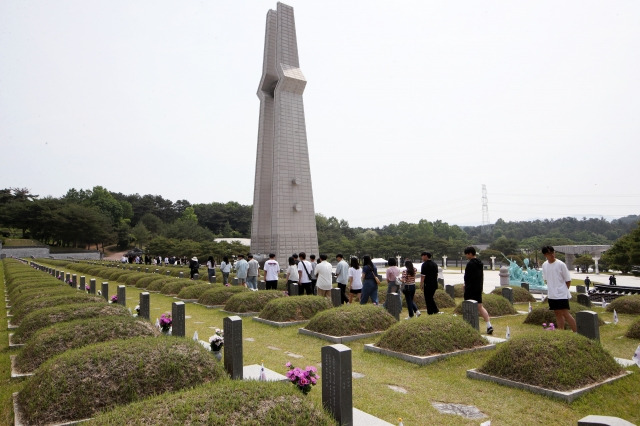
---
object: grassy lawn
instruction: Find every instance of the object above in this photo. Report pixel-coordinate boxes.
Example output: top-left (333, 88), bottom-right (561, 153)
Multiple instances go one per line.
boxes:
top-left (2, 260), bottom-right (639, 425)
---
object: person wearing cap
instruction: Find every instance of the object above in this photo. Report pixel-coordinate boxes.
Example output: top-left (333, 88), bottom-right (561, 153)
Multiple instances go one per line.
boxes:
top-left (420, 251), bottom-right (439, 315)
top-left (235, 254), bottom-right (249, 288)
top-left (189, 256), bottom-right (199, 279)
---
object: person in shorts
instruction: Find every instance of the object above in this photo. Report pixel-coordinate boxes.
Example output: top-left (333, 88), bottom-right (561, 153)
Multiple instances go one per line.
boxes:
top-left (541, 245), bottom-right (577, 332)
top-left (348, 257), bottom-right (363, 303)
top-left (463, 246), bottom-right (493, 334)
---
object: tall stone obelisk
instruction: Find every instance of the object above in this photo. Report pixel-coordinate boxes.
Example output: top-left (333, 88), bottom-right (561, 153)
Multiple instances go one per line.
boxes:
top-left (251, 3), bottom-right (319, 266)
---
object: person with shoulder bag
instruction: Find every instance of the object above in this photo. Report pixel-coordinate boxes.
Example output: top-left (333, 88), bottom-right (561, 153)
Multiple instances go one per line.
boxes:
top-left (402, 260), bottom-right (421, 319)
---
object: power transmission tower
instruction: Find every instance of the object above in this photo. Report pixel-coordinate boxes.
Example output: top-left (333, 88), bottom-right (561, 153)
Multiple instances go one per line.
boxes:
top-left (481, 184), bottom-right (490, 233)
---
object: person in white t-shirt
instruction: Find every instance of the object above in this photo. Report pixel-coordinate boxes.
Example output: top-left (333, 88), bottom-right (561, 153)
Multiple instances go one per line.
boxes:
top-left (263, 253), bottom-right (280, 290)
top-left (297, 252), bottom-right (313, 296)
top-left (541, 245), bottom-right (577, 332)
top-left (348, 257), bottom-right (363, 304)
top-left (315, 254), bottom-right (333, 298)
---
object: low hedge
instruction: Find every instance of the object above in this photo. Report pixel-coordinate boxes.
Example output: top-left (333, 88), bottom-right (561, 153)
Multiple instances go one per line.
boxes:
top-left (524, 306), bottom-right (604, 329)
top-left (605, 295), bottom-right (640, 314)
top-left (305, 304), bottom-right (396, 336)
top-left (89, 380), bottom-right (335, 425)
top-left (198, 286), bottom-right (248, 306)
top-left (10, 293), bottom-right (105, 324)
top-left (377, 314), bottom-right (487, 356)
top-left (490, 285), bottom-right (536, 303)
top-left (453, 293), bottom-right (517, 316)
top-left (17, 337), bottom-right (226, 425)
top-left (478, 331), bottom-right (623, 391)
top-left (177, 284), bottom-right (213, 300)
top-left (14, 316), bottom-right (158, 373)
top-left (259, 296), bottom-right (332, 322)
top-left (225, 290), bottom-right (287, 313)
top-left (626, 317), bottom-right (640, 339)
top-left (11, 303), bottom-right (130, 344)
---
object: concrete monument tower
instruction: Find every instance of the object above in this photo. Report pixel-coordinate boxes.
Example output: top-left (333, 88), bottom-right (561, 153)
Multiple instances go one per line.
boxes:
top-left (250, 3), bottom-right (319, 265)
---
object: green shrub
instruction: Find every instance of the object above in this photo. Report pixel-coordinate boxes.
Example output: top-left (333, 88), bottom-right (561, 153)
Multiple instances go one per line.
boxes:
top-left (453, 293), bottom-right (517, 316)
top-left (198, 286), bottom-right (248, 306)
top-left (17, 337), bottom-right (226, 425)
top-left (160, 280), bottom-right (195, 296)
top-left (490, 285), bottom-right (536, 303)
top-left (122, 272), bottom-right (148, 285)
top-left (225, 290), bottom-right (286, 313)
top-left (606, 295), bottom-right (640, 314)
top-left (259, 296), bottom-right (332, 322)
top-left (625, 317), bottom-right (640, 339)
top-left (524, 306), bottom-right (604, 329)
top-left (89, 379), bottom-right (335, 425)
top-left (377, 314), bottom-right (486, 356)
top-left (177, 284), bottom-right (213, 299)
top-left (12, 303), bottom-right (130, 344)
top-left (14, 317), bottom-right (158, 373)
top-left (305, 304), bottom-right (396, 336)
top-left (11, 293), bottom-right (105, 324)
top-left (478, 331), bottom-right (623, 391)
top-left (147, 278), bottom-right (178, 292)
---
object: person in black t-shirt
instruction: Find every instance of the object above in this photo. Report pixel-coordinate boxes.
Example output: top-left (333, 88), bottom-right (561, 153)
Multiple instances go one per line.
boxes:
top-left (420, 251), bottom-right (439, 315)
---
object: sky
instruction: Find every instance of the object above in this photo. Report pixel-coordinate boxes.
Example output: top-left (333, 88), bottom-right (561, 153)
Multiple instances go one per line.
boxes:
top-left (1, 1), bottom-right (639, 228)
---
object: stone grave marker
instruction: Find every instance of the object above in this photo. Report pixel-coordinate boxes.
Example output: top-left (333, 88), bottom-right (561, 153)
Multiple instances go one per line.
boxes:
top-left (59, 271), bottom-right (65, 281)
top-left (577, 311), bottom-right (600, 341)
top-left (117, 285), bottom-right (126, 307)
top-left (66, 273), bottom-right (71, 285)
top-left (258, 280), bottom-right (266, 290)
top-left (233, 277), bottom-right (239, 285)
top-left (166, 270), bottom-right (171, 276)
top-left (385, 292), bottom-right (402, 321)
top-left (462, 300), bottom-right (479, 331)
top-left (89, 279), bottom-right (96, 295)
top-left (521, 283), bottom-right (529, 292)
top-left (145, 268), bottom-right (149, 273)
top-left (139, 292), bottom-right (150, 320)
top-left (155, 269), bottom-right (159, 274)
top-left (101, 282), bottom-right (109, 302)
top-left (331, 288), bottom-right (342, 307)
top-left (80, 276), bottom-right (86, 291)
top-left (322, 344), bottom-right (352, 425)
top-left (171, 302), bottom-right (186, 337)
top-left (224, 316), bottom-right (243, 380)
top-left (445, 284), bottom-right (455, 299)
top-left (72, 274), bottom-right (77, 287)
top-left (193, 273), bottom-right (199, 280)
top-left (576, 285), bottom-right (586, 294)
top-left (501, 287), bottom-right (513, 304)
top-left (577, 293), bottom-right (591, 307)
top-left (179, 272), bottom-right (184, 279)
top-left (210, 275), bottom-right (217, 284)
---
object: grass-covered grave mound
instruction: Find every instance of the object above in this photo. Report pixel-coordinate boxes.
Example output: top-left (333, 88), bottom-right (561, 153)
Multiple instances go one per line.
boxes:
top-left (147, 277), bottom-right (179, 292)
top-left (524, 306), bottom-right (604, 329)
top-left (121, 272), bottom-right (149, 286)
top-left (376, 314), bottom-right (487, 356)
top-left (88, 379), bottom-right (335, 425)
top-left (177, 283), bottom-right (213, 299)
top-left (305, 304), bottom-right (396, 336)
top-left (8, 281), bottom-right (63, 301)
top-left (453, 283), bottom-right (465, 298)
top-left (606, 295), bottom-right (640, 314)
top-left (377, 288), bottom-right (456, 309)
top-left (197, 286), bottom-right (248, 306)
top-left (478, 331), bottom-right (623, 391)
top-left (10, 293), bottom-right (105, 324)
top-left (259, 295), bottom-right (332, 322)
top-left (134, 275), bottom-right (165, 289)
top-left (490, 285), bottom-right (536, 303)
top-left (10, 286), bottom-right (76, 311)
top-left (11, 303), bottom-right (130, 344)
top-left (224, 290), bottom-right (287, 313)
top-left (453, 293), bottom-right (517, 316)
top-left (160, 279), bottom-right (196, 295)
top-left (626, 317), bottom-right (640, 339)
top-left (14, 316), bottom-right (158, 373)
top-left (17, 337), bottom-right (226, 425)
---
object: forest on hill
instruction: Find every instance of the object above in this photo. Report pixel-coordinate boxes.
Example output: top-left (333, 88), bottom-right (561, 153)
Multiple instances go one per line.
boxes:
top-left (1, 186), bottom-right (638, 270)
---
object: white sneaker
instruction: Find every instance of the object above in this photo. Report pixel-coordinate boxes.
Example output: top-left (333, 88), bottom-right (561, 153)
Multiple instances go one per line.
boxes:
top-left (416, 310), bottom-right (421, 317)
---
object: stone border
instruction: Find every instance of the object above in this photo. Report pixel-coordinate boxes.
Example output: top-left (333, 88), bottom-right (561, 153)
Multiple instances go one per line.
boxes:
top-left (173, 297), bottom-right (199, 303)
top-left (298, 328), bottom-right (384, 343)
top-left (220, 310), bottom-right (259, 318)
top-left (10, 356), bottom-right (33, 379)
top-left (364, 343), bottom-right (496, 366)
top-left (252, 317), bottom-right (309, 328)
top-left (466, 369), bottom-right (633, 403)
top-left (13, 392), bottom-right (93, 426)
top-left (8, 321), bottom-right (18, 329)
top-left (8, 333), bottom-right (24, 349)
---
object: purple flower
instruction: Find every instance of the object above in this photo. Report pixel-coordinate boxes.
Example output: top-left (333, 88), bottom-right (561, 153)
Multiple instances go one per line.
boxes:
top-left (285, 362), bottom-right (291, 368)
